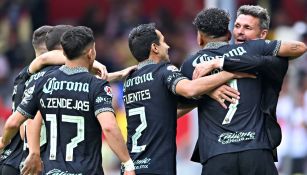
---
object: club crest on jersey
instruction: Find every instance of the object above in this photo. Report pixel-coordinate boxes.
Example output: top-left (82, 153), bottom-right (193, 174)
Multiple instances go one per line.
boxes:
top-left (21, 85), bottom-right (35, 106)
top-left (167, 65), bottom-right (179, 72)
top-left (104, 86), bottom-right (113, 97)
top-left (265, 40), bottom-right (271, 44)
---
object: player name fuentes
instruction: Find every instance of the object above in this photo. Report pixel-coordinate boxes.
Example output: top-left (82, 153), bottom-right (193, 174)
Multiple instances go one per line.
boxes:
top-left (123, 89), bottom-right (151, 104)
top-left (40, 98), bottom-right (89, 111)
top-left (43, 77), bottom-right (89, 95)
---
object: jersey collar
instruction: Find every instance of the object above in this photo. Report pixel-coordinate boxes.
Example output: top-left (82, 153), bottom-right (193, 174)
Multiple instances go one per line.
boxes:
top-left (203, 41), bottom-right (228, 49)
top-left (137, 59), bottom-right (156, 69)
top-left (59, 65), bottom-right (89, 75)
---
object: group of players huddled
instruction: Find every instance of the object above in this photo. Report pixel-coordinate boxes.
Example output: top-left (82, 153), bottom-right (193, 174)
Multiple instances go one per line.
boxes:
top-left (0, 4), bottom-right (306, 175)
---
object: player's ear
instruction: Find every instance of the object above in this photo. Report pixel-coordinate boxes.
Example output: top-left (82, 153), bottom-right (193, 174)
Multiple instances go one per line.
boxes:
top-left (197, 31), bottom-right (205, 47)
top-left (151, 43), bottom-right (159, 54)
top-left (260, 29), bottom-right (268, 39)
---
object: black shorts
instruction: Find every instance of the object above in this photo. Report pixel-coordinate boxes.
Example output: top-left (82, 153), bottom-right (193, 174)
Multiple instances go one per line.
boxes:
top-left (201, 149), bottom-right (278, 175)
top-left (0, 164), bottom-right (20, 175)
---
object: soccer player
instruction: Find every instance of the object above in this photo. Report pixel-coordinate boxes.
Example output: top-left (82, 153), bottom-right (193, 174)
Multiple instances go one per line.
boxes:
top-left (0, 25), bottom-right (53, 175)
top-left (0, 26), bottom-right (136, 175)
top-left (123, 23), bottom-right (254, 175)
top-left (180, 8), bottom-right (306, 175)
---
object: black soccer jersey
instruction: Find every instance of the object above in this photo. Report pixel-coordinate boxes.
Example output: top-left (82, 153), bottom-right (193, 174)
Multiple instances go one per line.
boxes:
top-left (123, 60), bottom-right (186, 175)
top-left (17, 66), bottom-right (114, 175)
top-left (180, 39), bottom-right (281, 163)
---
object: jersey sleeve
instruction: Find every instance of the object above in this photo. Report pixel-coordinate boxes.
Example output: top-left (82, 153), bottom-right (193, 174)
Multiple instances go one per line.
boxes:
top-left (16, 81), bottom-right (40, 119)
top-left (92, 79), bottom-right (115, 117)
top-left (248, 39), bottom-right (281, 56)
top-left (161, 64), bottom-right (187, 95)
top-left (222, 55), bottom-right (288, 82)
top-left (11, 66), bottom-right (31, 111)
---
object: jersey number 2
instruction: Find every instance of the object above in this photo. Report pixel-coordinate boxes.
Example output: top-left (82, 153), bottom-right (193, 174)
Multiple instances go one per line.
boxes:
top-left (129, 107), bottom-right (147, 153)
top-left (46, 114), bottom-right (84, 161)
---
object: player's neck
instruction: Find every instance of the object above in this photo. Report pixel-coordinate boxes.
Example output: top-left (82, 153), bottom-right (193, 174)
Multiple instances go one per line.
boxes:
top-left (65, 57), bottom-right (90, 70)
top-left (148, 55), bottom-right (162, 63)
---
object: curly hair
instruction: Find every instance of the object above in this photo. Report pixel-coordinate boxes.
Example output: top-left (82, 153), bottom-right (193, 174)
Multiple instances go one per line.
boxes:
top-left (128, 23), bottom-right (160, 62)
top-left (237, 5), bottom-right (270, 30)
top-left (193, 8), bottom-right (230, 38)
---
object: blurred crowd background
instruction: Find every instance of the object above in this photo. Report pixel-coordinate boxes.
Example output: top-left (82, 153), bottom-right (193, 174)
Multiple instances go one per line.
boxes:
top-left (0, 0), bottom-right (306, 174)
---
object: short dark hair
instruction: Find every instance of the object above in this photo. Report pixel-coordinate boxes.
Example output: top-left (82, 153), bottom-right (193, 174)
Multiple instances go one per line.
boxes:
top-left (61, 26), bottom-right (95, 60)
top-left (237, 5), bottom-right (270, 30)
top-left (46, 25), bottom-right (73, 51)
top-left (128, 23), bottom-right (160, 62)
top-left (32, 25), bottom-right (53, 50)
top-left (193, 8), bottom-right (230, 38)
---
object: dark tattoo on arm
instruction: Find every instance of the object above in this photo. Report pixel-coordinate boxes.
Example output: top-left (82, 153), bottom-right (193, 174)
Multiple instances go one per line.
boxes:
top-left (290, 44), bottom-right (299, 50)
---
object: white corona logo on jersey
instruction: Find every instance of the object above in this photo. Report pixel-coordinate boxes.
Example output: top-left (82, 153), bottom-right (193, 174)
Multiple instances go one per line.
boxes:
top-left (123, 72), bottom-right (154, 92)
top-left (192, 46), bottom-right (247, 67)
top-left (43, 77), bottom-right (89, 95)
top-left (46, 169), bottom-right (81, 175)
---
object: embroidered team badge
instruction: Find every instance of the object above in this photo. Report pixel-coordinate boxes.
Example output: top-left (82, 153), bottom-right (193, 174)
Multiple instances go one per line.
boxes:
top-left (104, 86), bottom-right (113, 97)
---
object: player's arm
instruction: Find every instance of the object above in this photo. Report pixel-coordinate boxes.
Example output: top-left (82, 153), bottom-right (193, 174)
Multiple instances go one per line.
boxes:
top-left (278, 41), bottom-right (307, 58)
top-left (107, 65), bottom-right (137, 82)
top-left (28, 50), bottom-right (109, 79)
top-left (176, 71), bottom-right (253, 99)
top-left (21, 111), bottom-right (43, 175)
top-left (97, 112), bottom-right (135, 174)
top-left (0, 111), bottom-right (28, 150)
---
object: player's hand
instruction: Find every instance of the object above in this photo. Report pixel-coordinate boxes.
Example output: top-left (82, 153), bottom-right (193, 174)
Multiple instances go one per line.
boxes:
top-left (207, 85), bottom-right (240, 109)
top-left (232, 72), bottom-right (256, 79)
top-left (120, 65), bottom-right (137, 80)
top-left (92, 61), bottom-right (108, 80)
top-left (21, 153), bottom-right (43, 175)
top-left (96, 64), bottom-right (108, 80)
top-left (192, 59), bottom-right (220, 80)
top-left (124, 170), bottom-right (136, 175)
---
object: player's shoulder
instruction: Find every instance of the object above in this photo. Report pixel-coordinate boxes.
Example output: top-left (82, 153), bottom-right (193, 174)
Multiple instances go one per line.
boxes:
top-left (14, 66), bottom-right (30, 84)
top-left (157, 61), bottom-right (180, 73)
top-left (244, 39), bottom-right (273, 46)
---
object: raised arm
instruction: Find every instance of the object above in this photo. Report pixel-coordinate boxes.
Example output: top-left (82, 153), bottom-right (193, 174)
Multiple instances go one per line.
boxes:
top-left (97, 112), bottom-right (135, 175)
top-left (28, 50), bottom-right (109, 79)
top-left (28, 50), bottom-right (65, 74)
top-left (107, 65), bottom-right (137, 82)
top-left (278, 41), bottom-right (307, 58)
top-left (176, 71), bottom-right (253, 98)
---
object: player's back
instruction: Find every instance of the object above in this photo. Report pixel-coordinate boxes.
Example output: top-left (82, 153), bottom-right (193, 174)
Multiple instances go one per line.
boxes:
top-left (123, 61), bottom-right (178, 175)
top-left (36, 66), bottom-right (109, 175)
top-left (180, 39), bottom-right (281, 163)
